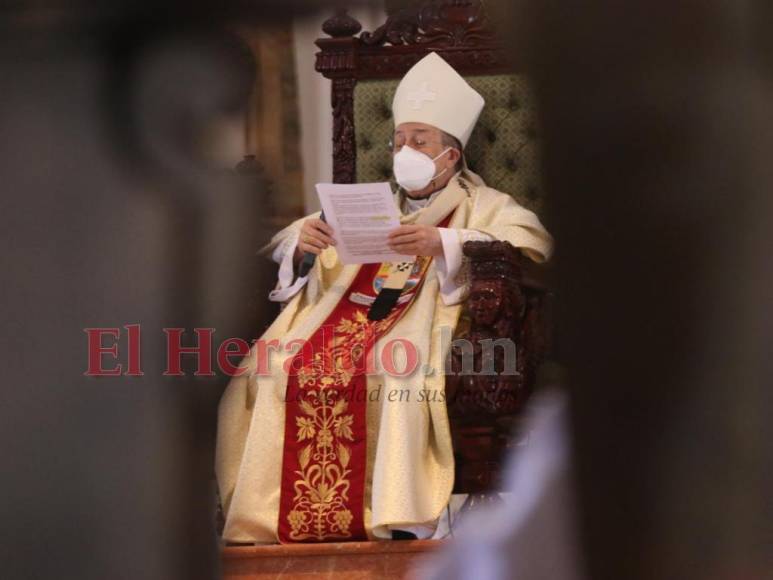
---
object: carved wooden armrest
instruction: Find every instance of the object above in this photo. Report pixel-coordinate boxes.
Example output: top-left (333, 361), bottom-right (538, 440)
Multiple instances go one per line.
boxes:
top-left (447, 240), bottom-right (551, 493)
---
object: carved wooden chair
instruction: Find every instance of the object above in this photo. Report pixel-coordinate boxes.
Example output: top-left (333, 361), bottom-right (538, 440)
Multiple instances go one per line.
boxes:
top-left (315, 0), bottom-right (551, 498)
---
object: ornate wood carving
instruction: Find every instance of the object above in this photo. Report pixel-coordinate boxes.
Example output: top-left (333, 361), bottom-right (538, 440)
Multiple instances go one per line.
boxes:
top-left (446, 241), bottom-right (549, 493)
top-left (331, 77), bottom-right (357, 184)
top-left (360, 0), bottom-right (495, 47)
top-left (321, 8), bottom-right (363, 38)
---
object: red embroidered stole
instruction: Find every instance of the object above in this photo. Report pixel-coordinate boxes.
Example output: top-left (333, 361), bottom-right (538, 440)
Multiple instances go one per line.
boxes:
top-left (278, 214), bottom-right (453, 543)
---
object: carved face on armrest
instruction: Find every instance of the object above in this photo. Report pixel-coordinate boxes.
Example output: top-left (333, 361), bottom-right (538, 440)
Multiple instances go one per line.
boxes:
top-left (468, 279), bottom-right (505, 327)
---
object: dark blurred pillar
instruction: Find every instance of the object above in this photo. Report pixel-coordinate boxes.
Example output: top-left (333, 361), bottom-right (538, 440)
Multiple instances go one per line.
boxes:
top-left (497, 1), bottom-right (773, 578)
top-left (0, 2), bottom-right (352, 579)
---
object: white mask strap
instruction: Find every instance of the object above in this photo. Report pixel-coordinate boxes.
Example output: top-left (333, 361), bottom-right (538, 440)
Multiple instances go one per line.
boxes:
top-left (430, 147), bottom-right (455, 184)
top-left (431, 147), bottom-right (453, 162)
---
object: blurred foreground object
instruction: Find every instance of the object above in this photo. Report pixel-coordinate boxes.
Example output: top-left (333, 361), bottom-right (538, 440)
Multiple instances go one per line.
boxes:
top-left (488, 0), bottom-right (773, 578)
top-left (416, 390), bottom-right (582, 580)
top-left (0, 2), bottom-right (367, 579)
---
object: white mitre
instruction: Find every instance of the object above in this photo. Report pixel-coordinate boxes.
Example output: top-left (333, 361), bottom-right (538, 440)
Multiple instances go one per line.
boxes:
top-left (392, 52), bottom-right (485, 148)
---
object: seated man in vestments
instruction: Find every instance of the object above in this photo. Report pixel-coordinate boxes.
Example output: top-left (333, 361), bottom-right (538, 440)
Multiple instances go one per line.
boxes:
top-left (216, 52), bottom-right (554, 544)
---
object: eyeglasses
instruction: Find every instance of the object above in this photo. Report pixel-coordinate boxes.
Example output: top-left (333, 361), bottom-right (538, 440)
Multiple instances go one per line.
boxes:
top-left (388, 135), bottom-right (445, 152)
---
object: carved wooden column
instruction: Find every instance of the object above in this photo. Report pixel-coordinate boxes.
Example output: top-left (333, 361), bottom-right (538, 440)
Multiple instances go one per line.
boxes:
top-left (330, 77), bottom-right (357, 184)
top-left (315, 9), bottom-right (361, 184)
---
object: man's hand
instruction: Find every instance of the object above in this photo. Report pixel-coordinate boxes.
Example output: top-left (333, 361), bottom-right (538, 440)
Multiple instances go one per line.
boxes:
top-left (294, 218), bottom-right (336, 262)
top-left (387, 224), bottom-right (443, 257)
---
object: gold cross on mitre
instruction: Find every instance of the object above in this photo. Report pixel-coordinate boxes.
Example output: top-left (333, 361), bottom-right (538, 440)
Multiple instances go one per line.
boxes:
top-left (406, 81), bottom-right (437, 110)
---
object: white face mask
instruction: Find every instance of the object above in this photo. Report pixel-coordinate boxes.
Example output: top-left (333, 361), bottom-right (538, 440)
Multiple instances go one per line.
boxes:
top-left (393, 145), bottom-right (452, 192)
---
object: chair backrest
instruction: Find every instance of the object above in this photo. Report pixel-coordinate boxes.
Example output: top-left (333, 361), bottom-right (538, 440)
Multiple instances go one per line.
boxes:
top-left (315, 1), bottom-right (544, 211)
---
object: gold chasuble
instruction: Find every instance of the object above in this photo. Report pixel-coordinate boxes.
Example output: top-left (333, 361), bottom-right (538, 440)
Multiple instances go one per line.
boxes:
top-left (215, 172), bottom-right (553, 543)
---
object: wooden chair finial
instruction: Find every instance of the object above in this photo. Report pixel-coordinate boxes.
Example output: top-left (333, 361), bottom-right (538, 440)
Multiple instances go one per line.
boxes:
top-left (322, 8), bottom-right (363, 38)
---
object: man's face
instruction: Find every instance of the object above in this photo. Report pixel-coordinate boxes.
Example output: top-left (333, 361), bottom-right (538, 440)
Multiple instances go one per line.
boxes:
top-left (392, 122), bottom-right (461, 197)
top-left (392, 122), bottom-right (447, 158)
top-left (392, 123), bottom-right (460, 167)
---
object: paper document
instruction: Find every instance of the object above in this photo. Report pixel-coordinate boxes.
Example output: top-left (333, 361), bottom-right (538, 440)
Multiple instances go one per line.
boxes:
top-left (315, 182), bottom-right (411, 264)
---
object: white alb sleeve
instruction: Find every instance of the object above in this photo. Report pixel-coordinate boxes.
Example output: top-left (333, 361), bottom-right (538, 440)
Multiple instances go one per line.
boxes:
top-left (267, 230), bottom-right (310, 302)
top-left (434, 228), bottom-right (494, 305)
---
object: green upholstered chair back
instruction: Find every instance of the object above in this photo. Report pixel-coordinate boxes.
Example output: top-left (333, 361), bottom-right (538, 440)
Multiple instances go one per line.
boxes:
top-left (353, 74), bottom-right (542, 212)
